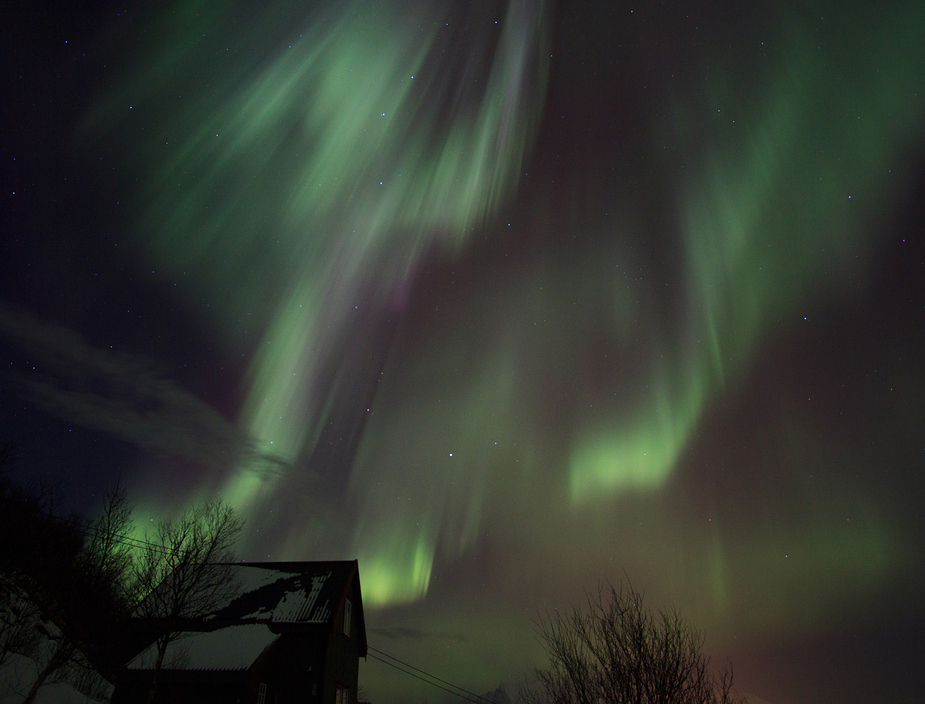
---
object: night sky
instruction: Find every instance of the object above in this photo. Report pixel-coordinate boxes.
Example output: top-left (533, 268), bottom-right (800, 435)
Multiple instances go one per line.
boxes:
top-left (3, 1), bottom-right (925, 703)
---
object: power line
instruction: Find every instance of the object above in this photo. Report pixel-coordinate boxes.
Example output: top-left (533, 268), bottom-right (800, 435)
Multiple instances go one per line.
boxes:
top-left (367, 652), bottom-right (494, 704)
top-left (367, 653), bottom-right (482, 704)
top-left (9, 493), bottom-right (502, 704)
top-left (367, 645), bottom-right (498, 704)
top-left (368, 646), bottom-right (492, 703)
top-left (33, 506), bottom-right (176, 557)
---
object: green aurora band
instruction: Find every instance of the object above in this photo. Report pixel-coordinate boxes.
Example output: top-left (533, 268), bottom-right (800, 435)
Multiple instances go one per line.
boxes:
top-left (89, 0), bottom-right (551, 603)
top-left (570, 5), bottom-right (925, 500)
top-left (86, 0), bottom-right (925, 620)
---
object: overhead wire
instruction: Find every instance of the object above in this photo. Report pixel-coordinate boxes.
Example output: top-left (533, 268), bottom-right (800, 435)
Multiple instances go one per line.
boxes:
top-left (32, 506), bottom-right (175, 557)
top-left (8, 497), bottom-right (508, 704)
top-left (368, 645), bottom-right (496, 704)
top-left (7, 487), bottom-right (505, 704)
top-left (366, 647), bottom-right (499, 704)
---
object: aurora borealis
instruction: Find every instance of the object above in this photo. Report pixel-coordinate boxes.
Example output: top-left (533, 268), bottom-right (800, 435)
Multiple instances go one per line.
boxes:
top-left (3, 0), bottom-right (925, 702)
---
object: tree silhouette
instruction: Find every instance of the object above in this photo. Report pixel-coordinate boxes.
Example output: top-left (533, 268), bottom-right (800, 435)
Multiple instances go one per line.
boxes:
top-left (526, 582), bottom-right (745, 704)
top-left (79, 478), bottom-right (137, 609)
top-left (20, 481), bottom-right (136, 704)
top-left (0, 461), bottom-right (135, 704)
top-left (132, 499), bottom-right (243, 704)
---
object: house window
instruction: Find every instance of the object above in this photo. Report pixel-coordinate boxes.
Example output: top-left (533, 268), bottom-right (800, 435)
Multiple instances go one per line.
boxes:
top-left (257, 683), bottom-right (267, 704)
top-left (343, 598), bottom-right (352, 637)
top-left (336, 684), bottom-right (348, 704)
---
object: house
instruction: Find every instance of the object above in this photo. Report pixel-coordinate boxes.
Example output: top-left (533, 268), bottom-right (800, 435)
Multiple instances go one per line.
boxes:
top-left (112, 560), bottom-right (367, 704)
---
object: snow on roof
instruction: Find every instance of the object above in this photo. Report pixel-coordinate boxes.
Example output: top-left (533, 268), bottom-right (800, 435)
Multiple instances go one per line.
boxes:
top-left (136, 561), bottom-right (355, 628)
top-left (272, 573), bottom-right (330, 622)
top-left (204, 562), bottom-right (349, 625)
top-left (127, 624), bottom-right (278, 672)
top-left (126, 561), bottom-right (367, 667)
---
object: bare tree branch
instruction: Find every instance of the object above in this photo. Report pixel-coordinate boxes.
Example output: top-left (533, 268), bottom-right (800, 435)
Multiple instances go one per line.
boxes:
top-left (132, 499), bottom-right (244, 704)
top-left (524, 582), bottom-right (746, 704)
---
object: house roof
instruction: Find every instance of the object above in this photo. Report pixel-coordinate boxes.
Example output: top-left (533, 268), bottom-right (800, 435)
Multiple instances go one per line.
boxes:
top-left (127, 623), bottom-right (278, 672)
top-left (207, 561), bottom-right (348, 625)
top-left (129, 560), bottom-right (367, 659)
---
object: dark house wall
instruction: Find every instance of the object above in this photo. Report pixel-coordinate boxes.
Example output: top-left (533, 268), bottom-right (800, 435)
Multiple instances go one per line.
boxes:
top-left (112, 669), bottom-right (249, 704)
top-left (113, 626), bottom-right (360, 704)
top-left (323, 578), bottom-right (364, 704)
top-left (112, 562), bottom-right (365, 704)
top-left (255, 632), bottom-right (328, 704)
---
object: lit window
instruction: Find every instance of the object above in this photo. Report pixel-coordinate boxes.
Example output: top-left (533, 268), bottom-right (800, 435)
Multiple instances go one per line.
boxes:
top-left (258, 683), bottom-right (267, 704)
top-left (336, 684), bottom-right (348, 704)
top-left (344, 598), bottom-right (352, 637)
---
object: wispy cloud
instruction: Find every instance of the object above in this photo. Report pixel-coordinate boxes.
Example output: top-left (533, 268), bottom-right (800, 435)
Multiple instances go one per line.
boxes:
top-left (0, 303), bottom-right (255, 471)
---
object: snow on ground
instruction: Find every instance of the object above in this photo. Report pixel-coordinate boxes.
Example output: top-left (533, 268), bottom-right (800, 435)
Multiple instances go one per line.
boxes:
top-left (0, 653), bottom-right (109, 704)
top-left (1, 585), bottom-right (112, 704)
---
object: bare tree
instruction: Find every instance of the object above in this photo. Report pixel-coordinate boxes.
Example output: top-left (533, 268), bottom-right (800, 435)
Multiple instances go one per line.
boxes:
top-left (525, 582), bottom-right (745, 704)
top-left (0, 573), bottom-right (41, 677)
top-left (21, 481), bottom-right (138, 704)
top-left (0, 452), bottom-right (135, 702)
top-left (132, 499), bottom-right (244, 704)
top-left (79, 478), bottom-right (136, 606)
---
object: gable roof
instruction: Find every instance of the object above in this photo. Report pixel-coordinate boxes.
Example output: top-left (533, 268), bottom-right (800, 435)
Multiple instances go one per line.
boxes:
top-left (208, 561), bottom-right (352, 625)
top-left (130, 560), bottom-right (367, 657)
top-left (127, 623), bottom-right (278, 672)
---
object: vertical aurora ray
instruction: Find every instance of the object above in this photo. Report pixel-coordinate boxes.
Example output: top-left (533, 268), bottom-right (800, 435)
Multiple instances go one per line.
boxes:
top-left (20, 0), bottom-right (919, 696)
top-left (81, 0), bottom-right (925, 627)
top-left (348, 331), bottom-right (523, 604)
top-left (87, 0), bottom-right (550, 602)
top-left (567, 2), bottom-right (925, 504)
top-left (231, 0), bottom-right (550, 606)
